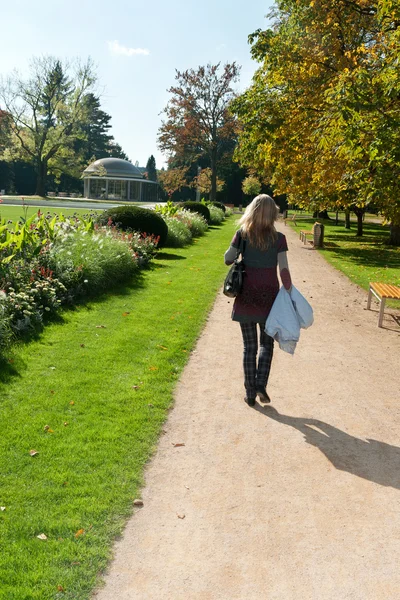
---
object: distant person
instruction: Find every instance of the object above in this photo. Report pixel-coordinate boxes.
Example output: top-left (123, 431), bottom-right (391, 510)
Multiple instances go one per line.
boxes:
top-left (224, 194), bottom-right (292, 406)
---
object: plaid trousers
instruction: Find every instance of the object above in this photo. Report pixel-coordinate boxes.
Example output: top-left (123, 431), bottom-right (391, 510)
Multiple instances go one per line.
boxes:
top-left (239, 322), bottom-right (274, 399)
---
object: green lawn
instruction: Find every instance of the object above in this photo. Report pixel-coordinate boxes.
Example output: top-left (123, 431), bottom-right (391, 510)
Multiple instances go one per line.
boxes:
top-left (287, 216), bottom-right (400, 306)
top-left (0, 218), bottom-right (236, 600)
top-left (0, 205), bottom-right (102, 223)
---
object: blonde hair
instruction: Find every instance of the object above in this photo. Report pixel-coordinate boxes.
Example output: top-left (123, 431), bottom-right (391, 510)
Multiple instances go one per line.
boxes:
top-left (239, 194), bottom-right (279, 250)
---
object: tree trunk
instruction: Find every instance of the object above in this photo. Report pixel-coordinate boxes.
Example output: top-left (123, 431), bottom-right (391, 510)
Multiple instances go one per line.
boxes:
top-left (345, 208), bottom-right (351, 229)
top-left (388, 223), bottom-right (400, 246)
top-left (312, 209), bottom-right (330, 219)
top-left (35, 159), bottom-right (47, 197)
top-left (210, 148), bottom-right (217, 202)
top-left (353, 206), bottom-right (366, 236)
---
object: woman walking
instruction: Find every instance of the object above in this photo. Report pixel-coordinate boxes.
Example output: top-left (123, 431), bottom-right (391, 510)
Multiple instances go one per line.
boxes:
top-left (224, 194), bottom-right (292, 406)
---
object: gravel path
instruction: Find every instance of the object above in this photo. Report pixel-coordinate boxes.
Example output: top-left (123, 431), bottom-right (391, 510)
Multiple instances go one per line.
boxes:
top-left (94, 223), bottom-right (400, 600)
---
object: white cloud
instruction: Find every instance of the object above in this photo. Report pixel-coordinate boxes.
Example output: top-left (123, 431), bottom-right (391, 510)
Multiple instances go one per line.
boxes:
top-left (107, 40), bottom-right (150, 57)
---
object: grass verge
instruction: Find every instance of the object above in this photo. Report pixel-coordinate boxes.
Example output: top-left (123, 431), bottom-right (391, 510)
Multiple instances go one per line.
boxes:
top-left (0, 218), bottom-right (236, 600)
top-left (287, 217), bottom-right (400, 306)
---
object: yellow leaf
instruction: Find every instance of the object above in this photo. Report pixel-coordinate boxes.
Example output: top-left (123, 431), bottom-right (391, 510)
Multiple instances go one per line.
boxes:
top-left (75, 529), bottom-right (85, 538)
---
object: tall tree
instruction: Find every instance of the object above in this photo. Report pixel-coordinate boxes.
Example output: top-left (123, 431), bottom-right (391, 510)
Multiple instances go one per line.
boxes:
top-left (233, 0), bottom-right (400, 243)
top-left (158, 62), bottom-right (240, 201)
top-left (0, 56), bottom-right (96, 196)
top-left (77, 93), bottom-right (113, 162)
top-left (145, 155), bottom-right (157, 181)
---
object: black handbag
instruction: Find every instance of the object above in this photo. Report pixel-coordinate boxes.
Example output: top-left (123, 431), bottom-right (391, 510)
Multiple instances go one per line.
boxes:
top-left (223, 233), bottom-right (246, 298)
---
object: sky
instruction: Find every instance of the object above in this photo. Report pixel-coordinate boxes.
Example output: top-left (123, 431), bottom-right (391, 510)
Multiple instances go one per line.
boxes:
top-left (2, 0), bottom-right (274, 169)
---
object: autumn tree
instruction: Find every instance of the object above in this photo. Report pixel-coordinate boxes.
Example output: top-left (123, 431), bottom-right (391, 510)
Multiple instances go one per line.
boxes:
top-left (192, 167), bottom-right (224, 198)
top-left (0, 56), bottom-right (96, 196)
top-left (157, 166), bottom-right (188, 198)
top-left (233, 0), bottom-right (400, 243)
top-left (158, 63), bottom-right (240, 202)
top-left (242, 175), bottom-right (261, 199)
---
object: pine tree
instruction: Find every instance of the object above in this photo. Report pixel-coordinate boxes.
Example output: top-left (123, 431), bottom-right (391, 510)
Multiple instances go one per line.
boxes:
top-left (146, 155), bottom-right (157, 181)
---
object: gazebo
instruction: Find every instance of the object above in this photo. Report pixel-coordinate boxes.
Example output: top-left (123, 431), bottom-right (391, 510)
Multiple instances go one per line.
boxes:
top-left (83, 157), bottom-right (159, 202)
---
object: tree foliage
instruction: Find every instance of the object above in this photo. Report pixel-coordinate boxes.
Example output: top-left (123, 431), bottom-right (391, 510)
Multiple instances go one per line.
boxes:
top-left (158, 62), bottom-right (240, 201)
top-left (233, 0), bottom-right (400, 242)
top-left (157, 166), bottom-right (188, 198)
top-left (242, 175), bottom-right (262, 197)
top-left (192, 167), bottom-right (224, 197)
top-left (145, 155), bottom-right (157, 181)
top-left (0, 56), bottom-right (97, 195)
top-left (0, 57), bottom-right (129, 195)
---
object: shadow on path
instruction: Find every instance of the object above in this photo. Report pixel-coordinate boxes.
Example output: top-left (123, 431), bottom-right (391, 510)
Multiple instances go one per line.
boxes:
top-left (255, 405), bottom-right (400, 490)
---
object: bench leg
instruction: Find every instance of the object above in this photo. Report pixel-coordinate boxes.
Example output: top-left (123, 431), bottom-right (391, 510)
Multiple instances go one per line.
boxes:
top-left (367, 287), bottom-right (372, 310)
top-left (378, 297), bottom-right (386, 327)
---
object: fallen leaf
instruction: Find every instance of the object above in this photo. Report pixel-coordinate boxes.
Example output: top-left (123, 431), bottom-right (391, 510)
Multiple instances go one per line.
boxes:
top-left (133, 499), bottom-right (144, 507)
top-left (157, 345), bottom-right (168, 350)
top-left (64, 422), bottom-right (68, 427)
top-left (148, 404), bottom-right (154, 408)
top-left (122, 312), bottom-right (130, 316)
top-left (43, 425), bottom-right (54, 433)
top-left (57, 585), bottom-right (65, 592)
top-left (49, 366), bottom-right (56, 370)
top-left (149, 366), bottom-right (158, 371)
top-left (177, 514), bottom-right (185, 519)
top-left (80, 344), bottom-right (85, 348)
top-left (74, 529), bottom-right (85, 538)
top-left (69, 401), bottom-right (75, 406)
top-left (95, 325), bottom-right (106, 328)
top-left (132, 385), bottom-right (141, 390)
top-left (0, 506), bottom-right (6, 511)
top-left (50, 390), bottom-right (55, 395)
top-left (37, 533), bottom-right (47, 540)
top-left (29, 449), bottom-right (39, 457)
top-left (173, 443), bottom-right (185, 447)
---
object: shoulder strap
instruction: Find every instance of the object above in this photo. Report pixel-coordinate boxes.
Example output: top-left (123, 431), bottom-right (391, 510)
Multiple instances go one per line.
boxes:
top-left (237, 230), bottom-right (246, 259)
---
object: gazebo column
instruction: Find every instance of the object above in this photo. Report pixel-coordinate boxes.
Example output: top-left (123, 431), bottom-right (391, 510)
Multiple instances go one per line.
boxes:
top-left (127, 180), bottom-right (131, 201)
top-left (87, 178), bottom-right (91, 199)
top-left (105, 180), bottom-right (109, 199)
top-left (140, 181), bottom-right (144, 202)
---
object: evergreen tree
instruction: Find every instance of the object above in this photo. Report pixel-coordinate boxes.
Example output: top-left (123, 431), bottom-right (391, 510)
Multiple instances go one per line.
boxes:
top-left (145, 155), bottom-right (157, 181)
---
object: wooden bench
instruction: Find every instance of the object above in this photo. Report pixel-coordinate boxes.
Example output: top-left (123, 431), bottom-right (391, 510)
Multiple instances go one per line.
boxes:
top-left (300, 222), bottom-right (317, 244)
top-left (367, 282), bottom-right (400, 327)
top-left (58, 191), bottom-right (68, 197)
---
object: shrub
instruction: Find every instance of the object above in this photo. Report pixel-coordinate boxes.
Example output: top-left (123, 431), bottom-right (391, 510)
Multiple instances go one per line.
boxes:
top-left (97, 206), bottom-right (168, 247)
top-left (163, 216), bottom-right (192, 247)
top-left (48, 231), bottom-right (137, 298)
top-left (210, 201), bottom-right (226, 213)
top-left (176, 209), bottom-right (208, 237)
top-left (176, 201), bottom-right (211, 224)
top-left (208, 206), bottom-right (225, 225)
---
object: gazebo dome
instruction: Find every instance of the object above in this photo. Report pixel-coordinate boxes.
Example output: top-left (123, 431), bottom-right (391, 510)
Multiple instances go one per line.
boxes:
top-left (83, 157), bottom-right (144, 179)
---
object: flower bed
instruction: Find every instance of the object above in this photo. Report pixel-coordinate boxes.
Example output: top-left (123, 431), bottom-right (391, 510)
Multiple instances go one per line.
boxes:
top-left (0, 211), bottom-right (159, 353)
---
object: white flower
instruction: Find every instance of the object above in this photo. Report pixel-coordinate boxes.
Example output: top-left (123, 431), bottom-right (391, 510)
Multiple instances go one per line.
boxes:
top-left (84, 279), bottom-right (88, 283)
top-left (44, 307), bottom-right (51, 312)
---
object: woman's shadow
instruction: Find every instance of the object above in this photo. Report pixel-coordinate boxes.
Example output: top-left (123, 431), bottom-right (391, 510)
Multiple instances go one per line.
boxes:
top-left (256, 405), bottom-right (400, 489)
